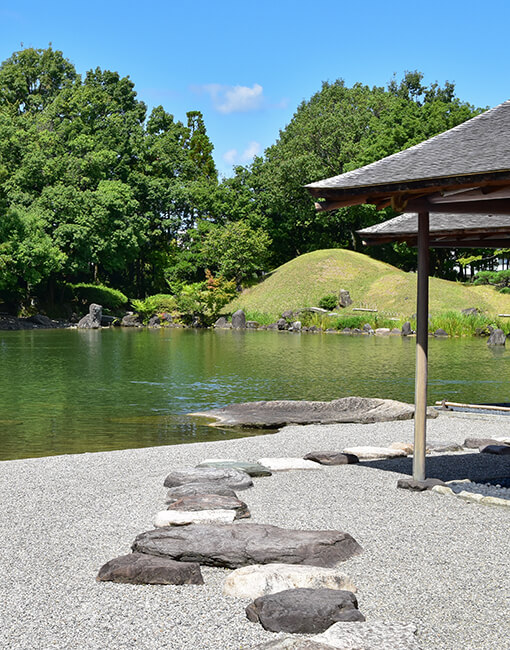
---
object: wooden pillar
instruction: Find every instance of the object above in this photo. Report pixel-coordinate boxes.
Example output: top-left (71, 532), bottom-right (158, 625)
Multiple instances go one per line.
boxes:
top-left (413, 212), bottom-right (429, 481)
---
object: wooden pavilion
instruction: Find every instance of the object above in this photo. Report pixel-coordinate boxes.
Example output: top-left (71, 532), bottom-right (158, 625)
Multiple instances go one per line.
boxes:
top-left (306, 99), bottom-right (510, 482)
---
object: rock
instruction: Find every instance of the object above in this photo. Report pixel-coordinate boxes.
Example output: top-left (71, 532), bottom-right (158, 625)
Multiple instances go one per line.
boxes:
top-left (325, 328), bottom-right (337, 333)
top-left (464, 437), bottom-right (507, 449)
top-left (342, 446), bottom-right (408, 460)
top-left (154, 509), bottom-right (236, 527)
top-left (426, 440), bottom-right (464, 453)
top-left (167, 493), bottom-right (250, 519)
top-left (189, 396), bottom-right (416, 428)
top-left (26, 314), bottom-right (55, 327)
top-left (277, 318), bottom-right (289, 330)
top-left (251, 639), bottom-right (331, 649)
top-left (232, 309), bottom-right (246, 329)
top-left (246, 320), bottom-right (260, 329)
top-left (433, 328), bottom-right (448, 337)
top-left (132, 523), bottom-right (363, 569)
top-left (401, 321), bottom-right (413, 336)
top-left (223, 564), bottom-right (357, 599)
top-left (148, 315), bottom-right (161, 327)
top-left (338, 290), bottom-right (352, 308)
top-left (303, 451), bottom-right (359, 465)
top-left (487, 328), bottom-right (506, 345)
top-left (196, 459), bottom-right (272, 477)
top-left (290, 321), bottom-right (302, 331)
top-left (266, 323), bottom-right (279, 330)
top-left (397, 477), bottom-right (446, 491)
top-left (245, 588), bottom-right (364, 633)
top-left (96, 552), bottom-right (203, 584)
top-left (390, 442), bottom-right (414, 454)
top-left (77, 303), bottom-right (102, 329)
top-left (462, 307), bottom-right (479, 316)
top-left (309, 326), bottom-right (319, 333)
top-left (100, 315), bottom-right (117, 326)
top-left (121, 312), bottom-right (143, 327)
top-left (432, 485), bottom-right (454, 496)
top-left (166, 483), bottom-right (238, 503)
top-left (312, 620), bottom-right (420, 650)
top-left (214, 316), bottom-right (230, 328)
top-left (257, 457), bottom-right (322, 471)
top-left (480, 444), bottom-right (510, 455)
top-left (375, 328), bottom-right (391, 335)
top-left (362, 323), bottom-right (374, 333)
top-left (390, 328), bottom-right (402, 334)
top-left (281, 310), bottom-right (295, 320)
top-left (163, 467), bottom-right (253, 491)
top-left (160, 312), bottom-right (173, 323)
top-left (341, 327), bottom-right (352, 334)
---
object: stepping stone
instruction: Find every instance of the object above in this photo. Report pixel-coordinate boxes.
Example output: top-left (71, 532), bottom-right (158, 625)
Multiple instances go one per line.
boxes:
top-left (168, 493), bottom-right (250, 519)
top-left (196, 459), bottom-right (272, 477)
top-left (303, 451), bottom-right (359, 465)
top-left (154, 509), bottom-right (236, 527)
top-left (312, 620), bottom-right (420, 649)
top-left (426, 440), bottom-right (464, 453)
top-left (258, 457), bottom-right (322, 471)
top-left (163, 467), bottom-right (253, 491)
top-left (223, 563), bottom-right (356, 599)
top-left (246, 588), bottom-right (364, 633)
top-left (463, 437), bottom-right (503, 449)
top-left (480, 444), bottom-right (510, 455)
top-left (342, 446), bottom-right (407, 460)
top-left (390, 441), bottom-right (414, 454)
top-left (132, 523), bottom-right (362, 569)
top-left (397, 478), bottom-right (446, 491)
top-left (96, 552), bottom-right (203, 585)
top-left (166, 483), bottom-right (238, 503)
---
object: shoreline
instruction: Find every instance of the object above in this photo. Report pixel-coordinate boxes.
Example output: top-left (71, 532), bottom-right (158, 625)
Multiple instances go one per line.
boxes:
top-left (1, 414), bottom-right (509, 649)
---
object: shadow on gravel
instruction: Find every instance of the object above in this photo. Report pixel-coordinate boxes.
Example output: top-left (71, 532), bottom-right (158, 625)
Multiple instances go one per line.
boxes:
top-left (359, 454), bottom-right (510, 483)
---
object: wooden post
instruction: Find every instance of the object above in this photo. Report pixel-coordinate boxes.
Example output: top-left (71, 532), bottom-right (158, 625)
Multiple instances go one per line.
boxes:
top-left (413, 212), bottom-right (429, 481)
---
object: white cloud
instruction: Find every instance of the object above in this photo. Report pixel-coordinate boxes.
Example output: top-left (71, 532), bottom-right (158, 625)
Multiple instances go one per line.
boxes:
top-left (222, 141), bottom-right (261, 166)
top-left (201, 83), bottom-right (264, 114)
top-left (240, 141), bottom-right (261, 161)
top-left (223, 148), bottom-right (238, 165)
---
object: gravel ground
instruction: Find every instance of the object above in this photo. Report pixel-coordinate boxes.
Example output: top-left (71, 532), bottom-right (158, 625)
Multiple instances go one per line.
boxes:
top-left (1, 412), bottom-right (509, 650)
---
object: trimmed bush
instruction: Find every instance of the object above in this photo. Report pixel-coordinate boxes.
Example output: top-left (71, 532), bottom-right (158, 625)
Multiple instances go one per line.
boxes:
top-left (131, 294), bottom-right (178, 322)
top-left (318, 294), bottom-right (338, 310)
top-left (68, 283), bottom-right (128, 310)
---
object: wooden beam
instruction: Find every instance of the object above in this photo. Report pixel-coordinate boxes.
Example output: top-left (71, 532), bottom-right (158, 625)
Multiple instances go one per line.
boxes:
top-left (314, 196), bottom-right (370, 212)
top-left (405, 198), bottom-right (510, 215)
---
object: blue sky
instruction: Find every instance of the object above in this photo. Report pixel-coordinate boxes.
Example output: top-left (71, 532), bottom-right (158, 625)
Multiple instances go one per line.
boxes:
top-left (1, 0), bottom-right (509, 177)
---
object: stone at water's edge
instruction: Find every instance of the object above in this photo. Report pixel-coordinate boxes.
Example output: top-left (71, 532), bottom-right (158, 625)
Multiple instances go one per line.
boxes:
top-left (96, 552), bottom-right (203, 584)
top-left (167, 493), bottom-right (250, 518)
top-left (196, 459), bottom-right (272, 477)
top-left (166, 483), bottom-right (238, 503)
top-left (77, 303), bottom-right (102, 329)
top-left (121, 312), bottom-right (143, 327)
top-left (163, 467), bottom-right (253, 491)
top-left (189, 396), bottom-right (417, 428)
top-left (232, 309), bottom-right (246, 329)
top-left (132, 523), bottom-right (363, 569)
top-left (246, 588), bottom-right (364, 633)
top-left (487, 328), bottom-right (506, 345)
top-left (303, 451), bottom-right (359, 465)
top-left (312, 621), bottom-right (420, 650)
top-left (401, 321), bottom-right (413, 336)
top-left (154, 509), bottom-right (236, 527)
top-left (223, 563), bottom-right (357, 599)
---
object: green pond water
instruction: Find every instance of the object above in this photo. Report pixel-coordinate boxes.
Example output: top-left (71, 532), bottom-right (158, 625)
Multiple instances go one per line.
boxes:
top-left (1, 327), bottom-right (510, 460)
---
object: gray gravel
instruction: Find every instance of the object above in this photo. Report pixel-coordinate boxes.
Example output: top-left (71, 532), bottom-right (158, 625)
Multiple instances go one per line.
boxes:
top-left (1, 412), bottom-right (509, 650)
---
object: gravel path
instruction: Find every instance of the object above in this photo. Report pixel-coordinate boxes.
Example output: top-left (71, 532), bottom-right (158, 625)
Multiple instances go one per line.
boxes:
top-left (1, 412), bottom-right (509, 650)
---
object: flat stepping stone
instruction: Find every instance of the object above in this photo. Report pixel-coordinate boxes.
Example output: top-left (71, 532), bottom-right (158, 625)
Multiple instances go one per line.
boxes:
top-left (342, 446), bottom-right (407, 460)
top-left (480, 444), bottom-right (510, 455)
top-left (426, 440), bottom-right (464, 453)
top-left (132, 523), bottom-right (362, 569)
top-left (166, 482), bottom-right (238, 503)
top-left (463, 437), bottom-right (505, 449)
top-left (397, 478), bottom-right (446, 491)
top-left (196, 459), bottom-right (272, 476)
top-left (189, 396), bottom-right (415, 428)
top-left (303, 451), bottom-right (359, 465)
top-left (312, 620), bottom-right (420, 649)
top-left (168, 493), bottom-right (250, 519)
top-left (223, 563), bottom-right (356, 599)
top-left (390, 442), bottom-right (415, 454)
top-left (258, 457), bottom-right (322, 471)
top-left (96, 552), bottom-right (203, 585)
top-left (163, 467), bottom-right (253, 490)
top-left (246, 588), bottom-right (364, 633)
top-left (154, 509), bottom-right (236, 527)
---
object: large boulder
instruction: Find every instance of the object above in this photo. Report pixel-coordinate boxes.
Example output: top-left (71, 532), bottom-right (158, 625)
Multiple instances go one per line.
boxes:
top-left (245, 588), bottom-right (364, 633)
top-left (232, 309), bottom-right (246, 329)
top-left (163, 467), bottom-right (253, 491)
top-left (189, 396), bottom-right (416, 428)
top-left (487, 328), bottom-right (506, 345)
top-left (132, 523), bottom-right (362, 569)
top-left (338, 289), bottom-right (352, 308)
top-left (77, 303), bottom-right (102, 329)
top-left (96, 552), bottom-right (203, 584)
top-left (167, 493), bottom-right (250, 519)
top-left (223, 563), bottom-right (356, 599)
top-left (166, 483), bottom-right (238, 503)
top-left (401, 321), bottom-right (413, 336)
top-left (121, 312), bottom-right (143, 327)
top-left (214, 316), bottom-right (231, 329)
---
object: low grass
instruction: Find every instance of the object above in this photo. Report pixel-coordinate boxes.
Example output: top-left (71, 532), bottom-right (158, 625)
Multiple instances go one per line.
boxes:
top-left (226, 249), bottom-right (510, 334)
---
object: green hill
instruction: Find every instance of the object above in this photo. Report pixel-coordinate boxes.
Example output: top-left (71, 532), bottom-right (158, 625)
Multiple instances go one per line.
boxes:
top-left (228, 249), bottom-right (510, 319)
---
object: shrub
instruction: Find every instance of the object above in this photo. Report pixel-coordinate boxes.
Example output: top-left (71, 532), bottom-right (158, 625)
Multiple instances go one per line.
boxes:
top-left (131, 294), bottom-right (178, 323)
top-left (68, 283), bottom-right (128, 311)
top-left (318, 294), bottom-right (338, 311)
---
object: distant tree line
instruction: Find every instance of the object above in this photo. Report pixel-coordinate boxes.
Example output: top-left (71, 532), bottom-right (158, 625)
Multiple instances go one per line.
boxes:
top-left (0, 47), bottom-right (482, 313)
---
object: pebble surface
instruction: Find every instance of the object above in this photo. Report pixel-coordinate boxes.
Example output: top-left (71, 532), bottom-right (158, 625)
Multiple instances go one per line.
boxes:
top-left (1, 412), bottom-right (509, 650)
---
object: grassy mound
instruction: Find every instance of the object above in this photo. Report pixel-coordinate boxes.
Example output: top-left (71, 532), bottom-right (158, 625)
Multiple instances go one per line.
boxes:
top-left (228, 249), bottom-right (510, 319)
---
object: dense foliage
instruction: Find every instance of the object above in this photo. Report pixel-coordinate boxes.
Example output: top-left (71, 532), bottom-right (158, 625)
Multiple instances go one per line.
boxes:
top-left (0, 48), bottom-right (483, 314)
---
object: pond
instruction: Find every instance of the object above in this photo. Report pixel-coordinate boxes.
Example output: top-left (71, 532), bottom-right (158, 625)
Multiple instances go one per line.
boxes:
top-left (1, 327), bottom-right (510, 460)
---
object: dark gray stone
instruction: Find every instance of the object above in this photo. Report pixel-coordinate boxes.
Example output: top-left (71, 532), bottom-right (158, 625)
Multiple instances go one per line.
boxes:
top-left (464, 437), bottom-right (506, 449)
top-left (338, 289), bottom-right (352, 308)
top-left (401, 321), bottom-right (413, 336)
top-left (232, 309), bottom-right (246, 329)
top-left (426, 440), bottom-right (464, 453)
top-left (487, 328), bottom-right (506, 345)
top-left (96, 552), bottom-right (204, 584)
top-left (163, 467), bottom-right (253, 490)
top-left (433, 328), bottom-right (449, 337)
top-left (462, 307), bottom-right (480, 316)
top-left (161, 312), bottom-right (173, 323)
top-left (100, 315), bottom-right (117, 326)
top-left (26, 314), bottom-right (55, 327)
top-left (148, 315), bottom-right (161, 327)
top-left (277, 318), bottom-right (288, 330)
top-left (397, 478), bottom-right (446, 491)
top-left (166, 483), bottom-right (238, 503)
top-left (196, 460), bottom-right (272, 477)
top-left (167, 493), bottom-right (250, 519)
top-left (189, 396), bottom-right (415, 428)
top-left (132, 523), bottom-right (363, 569)
top-left (214, 316), bottom-right (229, 328)
top-left (77, 303), bottom-right (102, 329)
top-left (266, 323), bottom-right (279, 330)
top-left (362, 323), bottom-right (374, 333)
top-left (303, 451), bottom-right (359, 465)
top-left (480, 444), bottom-right (510, 455)
top-left (121, 312), bottom-right (143, 327)
top-left (245, 588), bottom-right (364, 633)
top-left (281, 310), bottom-right (295, 320)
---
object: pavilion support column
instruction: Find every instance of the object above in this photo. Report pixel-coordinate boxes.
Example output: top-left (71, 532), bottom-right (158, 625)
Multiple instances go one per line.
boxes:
top-left (413, 211), bottom-right (430, 481)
